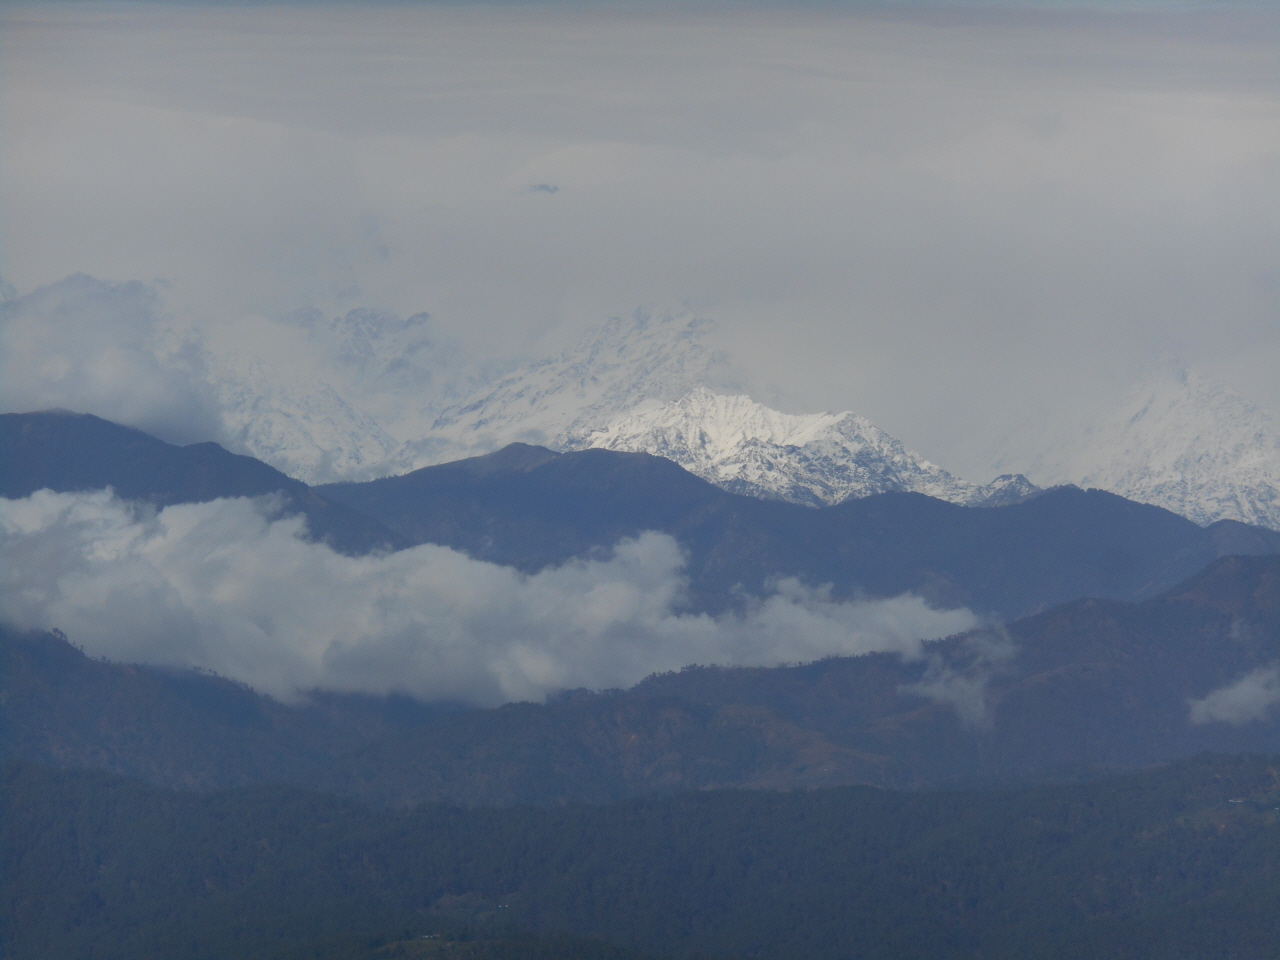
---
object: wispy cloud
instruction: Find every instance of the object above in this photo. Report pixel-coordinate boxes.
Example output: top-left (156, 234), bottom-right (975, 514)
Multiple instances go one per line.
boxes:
top-left (1189, 665), bottom-right (1280, 726)
top-left (0, 274), bottom-right (220, 445)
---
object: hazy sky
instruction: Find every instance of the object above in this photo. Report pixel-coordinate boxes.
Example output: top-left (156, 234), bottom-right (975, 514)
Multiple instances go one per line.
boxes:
top-left (2, 0), bottom-right (1277, 477)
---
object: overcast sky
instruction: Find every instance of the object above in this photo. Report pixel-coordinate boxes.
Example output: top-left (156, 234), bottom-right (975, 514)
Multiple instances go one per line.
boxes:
top-left (2, 0), bottom-right (1277, 478)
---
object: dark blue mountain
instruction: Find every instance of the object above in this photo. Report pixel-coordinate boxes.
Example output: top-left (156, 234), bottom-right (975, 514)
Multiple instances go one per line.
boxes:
top-left (0, 410), bottom-right (405, 554)
top-left (319, 443), bottom-right (1280, 618)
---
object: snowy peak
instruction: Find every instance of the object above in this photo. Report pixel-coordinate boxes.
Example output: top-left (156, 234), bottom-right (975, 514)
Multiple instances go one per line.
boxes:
top-left (578, 388), bottom-right (1038, 509)
top-left (1056, 368), bottom-right (1280, 530)
top-left (203, 305), bottom-right (468, 483)
top-left (406, 318), bottom-right (1039, 510)
top-left (213, 359), bottom-right (404, 484)
top-left (414, 310), bottom-right (745, 467)
top-left (586, 388), bottom-right (847, 456)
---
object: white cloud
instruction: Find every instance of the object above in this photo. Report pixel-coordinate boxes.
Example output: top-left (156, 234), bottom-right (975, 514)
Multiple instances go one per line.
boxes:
top-left (0, 490), bottom-right (979, 705)
top-left (900, 626), bottom-right (1017, 730)
top-left (2, 3), bottom-right (1277, 479)
top-left (0, 274), bottom-right (221, 445)
top-left (1189, 665), bottom-right (1280, 726)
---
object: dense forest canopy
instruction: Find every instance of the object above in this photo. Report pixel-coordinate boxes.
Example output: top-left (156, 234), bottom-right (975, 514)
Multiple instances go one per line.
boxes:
top-left (5, 755), bottom-right (1280, 960)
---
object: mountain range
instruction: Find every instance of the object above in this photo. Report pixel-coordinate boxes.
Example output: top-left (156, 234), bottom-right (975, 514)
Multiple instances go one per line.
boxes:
top-left (5, 409), bottom-right (1277, 623)
top-left (5, 409), bottom-right (1280, 806)
top-left (194, 305), bottom-right (1280, 530)
top-left (7, 402), bottom-right (1280, 957)
top-left (7, 275), bottom-right (1279, 526)
top-left (576, 387), bottom-right (1037, 508)
top-left (317, 440), bottom-right (1280, 620)
top-left (1034, 366), bottom-right (1280, 531)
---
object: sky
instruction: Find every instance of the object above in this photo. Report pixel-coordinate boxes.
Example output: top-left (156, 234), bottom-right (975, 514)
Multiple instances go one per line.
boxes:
top-left (2, 0), bottom-right (1277, 478)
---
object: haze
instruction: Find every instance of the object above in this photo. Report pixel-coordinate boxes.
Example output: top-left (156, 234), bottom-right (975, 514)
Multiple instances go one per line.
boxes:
top-left (1, 0), bottom-right (1277, 479)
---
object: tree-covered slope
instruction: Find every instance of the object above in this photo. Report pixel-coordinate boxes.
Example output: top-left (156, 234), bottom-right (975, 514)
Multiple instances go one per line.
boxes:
top-left (6, 556), bottom-right (1280, 805)
top-left (6, 755), bottom-right (1280, 960)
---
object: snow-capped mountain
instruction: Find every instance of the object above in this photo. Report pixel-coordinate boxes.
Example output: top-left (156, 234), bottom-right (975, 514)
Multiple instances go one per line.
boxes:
top-left (579, 388), bottom-right (1037, 508)
top-left (176, 281), bottom-right (1280, 529)
top-left (199, 306), bottom-right (745, 482)
top-left (1037, 368), bottom-right (1280, 531)
top-left (413, 310), bottom-right (746, 467)
top-left (206, 304), bottom-right (1038, 509)
top-left (213, 357), bottom-right (405, 483)
top-left (14, 275), bottom-right (1275, 527)
top-left (200, 306), bottom-right (475, 483)
top-left (415, 313), bottom-right (1035, 509)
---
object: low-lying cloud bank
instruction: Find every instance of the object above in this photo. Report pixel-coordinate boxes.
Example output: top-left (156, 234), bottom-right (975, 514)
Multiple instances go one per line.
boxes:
top-left (0, 491), bottom-right (979, 705)
top-left (1189, 665), bottom-right (1280, 726)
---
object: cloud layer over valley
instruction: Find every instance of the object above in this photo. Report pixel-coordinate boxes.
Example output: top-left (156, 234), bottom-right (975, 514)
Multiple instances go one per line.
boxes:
top-left (0, 490), bottom-right (978, 705)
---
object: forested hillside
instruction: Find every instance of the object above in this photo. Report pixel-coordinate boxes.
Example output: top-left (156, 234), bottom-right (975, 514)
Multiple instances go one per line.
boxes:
top-left (7, 555), bottom-right (1280, 805)
top-left (6, 755), bottom-right (1280, 960)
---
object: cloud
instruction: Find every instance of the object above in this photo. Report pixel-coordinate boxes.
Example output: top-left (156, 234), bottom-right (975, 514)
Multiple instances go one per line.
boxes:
top-left (0, 490), bottom-right (979, 706)
top-left (0, 274), bottom-right (222, 445)
top-left (1189, 665), bottom-right (1280, 726)
top-left (900, 626), bottom-right (1017, 730)
top-left (3, 3), bottom-right (1277, 480)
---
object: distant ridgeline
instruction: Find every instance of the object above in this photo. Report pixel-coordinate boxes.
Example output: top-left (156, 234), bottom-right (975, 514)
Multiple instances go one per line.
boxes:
top-left (316, 441), bottom-right (1280, 618)
top-left (0, 411), bottom-right (406, 555)
top-left (5, 410), bottom-right (1279, 619)
top-left (4, 410), bottom-right (1280, 803)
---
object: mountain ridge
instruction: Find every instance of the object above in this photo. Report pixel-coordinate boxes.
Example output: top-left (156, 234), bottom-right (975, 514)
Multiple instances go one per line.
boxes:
top-left (6, 554), bottom-right (1280, 807)
top-left (0, 410), bottom-right (405, 555)
top-left (318, 439), bottom-right (1280, 619)
top-left (576, 387), bottom-right (1038, 508)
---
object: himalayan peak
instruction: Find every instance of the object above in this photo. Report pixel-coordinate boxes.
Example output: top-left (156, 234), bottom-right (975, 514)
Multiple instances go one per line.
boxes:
top-left (576, 388), bottom-right (1037, 508)
top-left (190, 301), bottom-right (1277, 528)
top-left (1035, 367), bottom-right (1280, 532)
